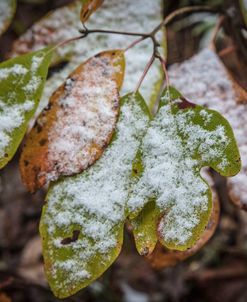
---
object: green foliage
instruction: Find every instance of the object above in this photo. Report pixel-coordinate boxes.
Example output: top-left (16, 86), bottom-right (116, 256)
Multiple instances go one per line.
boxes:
top-left (129, 86), bottom-right (241, 252)
top-left (40, 86), bottom-right (241, 297)
top-left (0, 47), bottom-right (54, 168)
top-left (240, 0), bottom-right (247, 26)
top-left (0, 0), bottom-right (16, 36)
top-left (40, 93), bottom-right (151, 298)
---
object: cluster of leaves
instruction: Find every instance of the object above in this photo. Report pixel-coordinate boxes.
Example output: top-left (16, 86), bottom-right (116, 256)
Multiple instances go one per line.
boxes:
top-left (0, 0), bottom-right (243, 299)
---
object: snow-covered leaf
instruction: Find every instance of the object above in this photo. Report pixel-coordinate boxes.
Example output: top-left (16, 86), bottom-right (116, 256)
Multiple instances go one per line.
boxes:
top-left (0, 47), bottom-right (54, 169)
top-left (168, 48), bottom-right (247, 211)
top-left (8, 1), bottom-right (81, 64)
top-left (40, 92), bottom-right (150, 298)
top-left (128, 86), bottom-right (241, 251)
top-left (0, 0), bottom-right (16, 36)
top-left (20, 49), bottom-right (125, 193)
top-left (80, 0), bottom-right (104, 23)
top-left (8, 0), bottom-right (165, 108)
top-left (146, 172), bottom-right (220, 268)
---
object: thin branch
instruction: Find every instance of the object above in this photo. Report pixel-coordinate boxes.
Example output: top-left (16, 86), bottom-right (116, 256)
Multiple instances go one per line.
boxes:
top-left (218, 45), bottom-right (237, 57)
top-left (79, 28), bottom-right (149, 38)
top-left (53, 5), bottom-right (221, 98)
top-left (125, 36), bottom-right (149, 52)
top-left (155, 52), bottom-right (170, 89)
top-left (152, 5), bottom-right (220, 35)
top-left (134, 55), bottom-right (155, 93)
top-left (209, 16), bottom-right (225, 51)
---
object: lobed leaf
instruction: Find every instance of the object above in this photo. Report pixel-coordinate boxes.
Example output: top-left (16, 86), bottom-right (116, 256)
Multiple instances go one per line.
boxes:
top-left (0, 0), bottom-right (16, 37)
top-left (40, 93), bottom-right (150, 298)
top-left (168, 48), bottom-right (247, 210)
top-left (80, 0), bottom-right (104, 23)
top-left (0, 47), bottom-right (54, 169)
top-left (20, 50), bottom-right (125, 193)
top-left (128, 86), bottom-right (241, 251)
top-left (146, 174), bottom-right (220, 268)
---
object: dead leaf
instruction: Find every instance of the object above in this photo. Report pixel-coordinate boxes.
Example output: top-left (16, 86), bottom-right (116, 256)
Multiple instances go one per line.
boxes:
top-left (80, 0), bottom-right (104, 23)
top-left (0, 293), bottom-right (11, 302)
top-left (20, 49), bottom-right (125, 192)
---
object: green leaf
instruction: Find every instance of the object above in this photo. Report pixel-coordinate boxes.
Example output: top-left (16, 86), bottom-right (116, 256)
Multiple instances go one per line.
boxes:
top-left (0, 0), bottom-right (16, 36)
top-left (40, 92), bottom-right (150, 298)
top-left (240, 0), bottom-right (247, 26)
top-left (130, 199), bottom-right (159, 256)
top-left (128, 86), bottom-right (241, 251)
top-left (0, 47), bottom-right (54, 168)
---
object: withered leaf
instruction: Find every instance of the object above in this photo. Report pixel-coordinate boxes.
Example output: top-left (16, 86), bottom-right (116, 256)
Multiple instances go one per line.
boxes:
top-left (80, 0), bottom-right (104, 24)
top-left (20, 49), bottom-right (125, 192)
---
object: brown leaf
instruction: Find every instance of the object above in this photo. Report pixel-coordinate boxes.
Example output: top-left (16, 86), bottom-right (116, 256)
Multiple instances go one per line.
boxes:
top-left (80, 0), bottom-right (104, 24)
top-left (0, 293), bottom-right (11, 302)
top-left (19, 49), bottom-right (125, 193)
top-left (147, 180), bottom-right (220, 269)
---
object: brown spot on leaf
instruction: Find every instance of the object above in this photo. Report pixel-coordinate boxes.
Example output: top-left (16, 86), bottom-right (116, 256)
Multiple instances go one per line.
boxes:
top-left (177, 97), bottom-right (196, 109)
top-left (39, 139), bottom-right (47, 146)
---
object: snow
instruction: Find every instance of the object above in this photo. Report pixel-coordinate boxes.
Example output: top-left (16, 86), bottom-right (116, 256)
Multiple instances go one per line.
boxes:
top-left (169, 48), bottom-right (247, 207)
top-left (0, 51), bottom-right (47, 158)
top-left (42, 94), bottom-right (149, 290)
top-left (9, 0), bottom-right (164, 113)
top-left (0, 64), bottom-right (28, 80)
top-left (30, 52), bottom-right (122, 183)
top-left (0, 0), bottom-right (12, 34)
top-left (128, 98), bottom-right (230, 246)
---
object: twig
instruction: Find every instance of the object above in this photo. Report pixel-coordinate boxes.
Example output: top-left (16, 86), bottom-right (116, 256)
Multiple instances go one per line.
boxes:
top-left (209, 16), bottom-right (225, 51)
top-left (218, 45), bottom-right (236, 57)
top-left (54, 5), bottom-right (221, 96)
top-left (152, 5), bottom-right (220, 35)
top-left (155, 52), bottom-right (170, 89)
top-left (79, 28), bottom-right (149, 38)
top-left (134, 55), bottom-right (155, 93)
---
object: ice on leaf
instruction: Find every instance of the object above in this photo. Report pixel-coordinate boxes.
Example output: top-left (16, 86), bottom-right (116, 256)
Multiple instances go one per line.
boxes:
top-left (0, 47), bottom-right (54, 168)
top-left (40, 93), bottom-right (150, 298)
top-left (20, 50), bottom-right (125, 193)
top-left (128, 86), bottom-right (241, 251)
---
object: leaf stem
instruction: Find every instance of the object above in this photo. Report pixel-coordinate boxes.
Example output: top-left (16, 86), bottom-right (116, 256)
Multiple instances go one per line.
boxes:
top-left (79, 27), bottom-right (149, 38)
top-left (134, 55), bottom-right (155, 93)
top-left (54, 5), bottom-right (220, 93)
